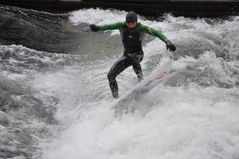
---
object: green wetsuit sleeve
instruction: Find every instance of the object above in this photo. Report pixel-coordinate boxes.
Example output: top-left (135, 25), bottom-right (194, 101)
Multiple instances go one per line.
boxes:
top-left (140, 24), bottom-right (168, 43)
top-left (99, 22), bottom-right (124, 31)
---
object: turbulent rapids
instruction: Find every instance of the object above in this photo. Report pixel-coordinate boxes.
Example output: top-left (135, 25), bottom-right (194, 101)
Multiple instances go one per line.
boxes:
top-left (0, 6), bottom-right (239, 159)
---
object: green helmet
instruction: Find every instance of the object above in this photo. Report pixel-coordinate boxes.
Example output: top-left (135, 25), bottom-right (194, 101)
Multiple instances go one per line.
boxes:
top-left (126, 11), bottom-right (138, 23)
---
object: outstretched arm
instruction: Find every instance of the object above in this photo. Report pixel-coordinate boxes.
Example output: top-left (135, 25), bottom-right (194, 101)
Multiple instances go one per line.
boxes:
top-left (142, 25), bottom-right (176, 51)
top-left (90, 22), bottom-right (124, 32)
top-left (99, 22), bottom-right (125, 31)
top-left (143, 25), bottom-right (168, 42)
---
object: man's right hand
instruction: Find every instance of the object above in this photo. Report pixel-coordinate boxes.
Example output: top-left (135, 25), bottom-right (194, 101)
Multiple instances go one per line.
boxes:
top-left (89, 24), bottom-right (100, 32)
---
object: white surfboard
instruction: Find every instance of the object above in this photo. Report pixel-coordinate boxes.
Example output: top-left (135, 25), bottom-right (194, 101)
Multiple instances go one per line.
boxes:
top-left (113, 60), bottom-right (173, 115)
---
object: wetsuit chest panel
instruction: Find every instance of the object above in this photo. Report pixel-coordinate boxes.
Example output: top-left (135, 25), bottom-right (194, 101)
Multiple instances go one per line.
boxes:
top-left (120, 29), bottom-right (143, 52)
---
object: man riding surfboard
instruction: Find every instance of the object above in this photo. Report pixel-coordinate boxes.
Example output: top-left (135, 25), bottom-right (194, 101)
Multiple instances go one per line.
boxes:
top-left (90, 11), bottom-right (176, 98)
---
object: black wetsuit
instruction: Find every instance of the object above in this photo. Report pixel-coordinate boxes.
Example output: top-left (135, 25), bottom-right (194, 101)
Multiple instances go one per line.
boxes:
top-left (107, 30), bottom-right (144, 98)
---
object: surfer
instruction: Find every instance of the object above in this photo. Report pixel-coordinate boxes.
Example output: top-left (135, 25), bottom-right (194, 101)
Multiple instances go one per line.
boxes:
top-left (90, 11), bottom-right (176, 98)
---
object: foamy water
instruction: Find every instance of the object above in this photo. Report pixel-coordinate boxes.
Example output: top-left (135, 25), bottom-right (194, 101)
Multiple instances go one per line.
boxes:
top-left (31, 9), bottom-right (239, 159)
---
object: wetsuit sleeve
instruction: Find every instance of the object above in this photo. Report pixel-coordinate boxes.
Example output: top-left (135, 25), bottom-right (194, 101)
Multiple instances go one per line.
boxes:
top-left (99, 22), bottom-right (125, 31)
top-left (141, 24), bottom-right (168, 43)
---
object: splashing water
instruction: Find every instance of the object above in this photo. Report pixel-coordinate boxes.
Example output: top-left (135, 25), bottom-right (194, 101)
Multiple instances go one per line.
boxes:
top-left (0, 6), bottom-right (239, 159)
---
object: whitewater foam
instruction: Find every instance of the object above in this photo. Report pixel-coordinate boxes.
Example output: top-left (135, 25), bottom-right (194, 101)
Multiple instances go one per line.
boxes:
top-left (5, 8), bottom-right (236, 159)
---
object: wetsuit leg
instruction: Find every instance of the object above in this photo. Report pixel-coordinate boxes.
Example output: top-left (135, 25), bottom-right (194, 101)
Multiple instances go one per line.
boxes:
top-left (132, 62), bottom-right (143, 81)
top-left (132, 54), bottom-right (144, 82)
top-left (107, 56), bottom-right (131, 98)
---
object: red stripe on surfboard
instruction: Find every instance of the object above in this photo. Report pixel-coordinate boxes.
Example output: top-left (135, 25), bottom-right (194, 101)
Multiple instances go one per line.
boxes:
top-left (155, 71), bottom-right (168, 80)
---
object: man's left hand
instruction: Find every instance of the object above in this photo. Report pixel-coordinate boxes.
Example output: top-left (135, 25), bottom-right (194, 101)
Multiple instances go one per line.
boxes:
top-left (166, 40), bottom-right (176, 52)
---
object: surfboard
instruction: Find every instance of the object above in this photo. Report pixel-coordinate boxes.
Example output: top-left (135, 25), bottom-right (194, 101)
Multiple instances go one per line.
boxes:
top-left (113, 59), bottom-right (173, 116)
